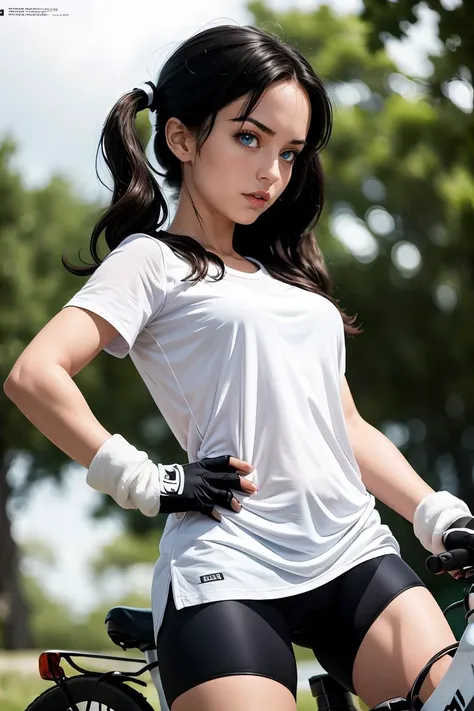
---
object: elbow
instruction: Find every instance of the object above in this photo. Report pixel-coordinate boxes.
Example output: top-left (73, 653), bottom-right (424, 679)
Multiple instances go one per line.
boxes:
top-left (3, 370), bottom-right (28, 403)
top-left (3, 362), bottom-right (42, 400)
top-left (3, 369), bottom-right (22, 399)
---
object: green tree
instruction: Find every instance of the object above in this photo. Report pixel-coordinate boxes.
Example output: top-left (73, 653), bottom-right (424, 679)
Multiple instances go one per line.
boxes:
top-left (362, 0), bottom-right (473, 96)
top-left (90, 529), bottom-right (159, 576)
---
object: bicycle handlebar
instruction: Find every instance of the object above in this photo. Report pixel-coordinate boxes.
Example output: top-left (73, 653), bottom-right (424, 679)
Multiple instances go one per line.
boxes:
top-left (426, 548), bottom-right (471, 574)
top-left (425, 526), bottom-right (474, 576)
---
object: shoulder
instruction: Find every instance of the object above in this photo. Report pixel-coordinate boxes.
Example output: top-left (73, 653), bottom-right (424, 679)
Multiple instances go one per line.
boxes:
top-left (95, 233), bottom-right (170, 287)
top-left (109, 232), bottom-right (190, 274)
top-left (103, 232), bottom-right (166, 264)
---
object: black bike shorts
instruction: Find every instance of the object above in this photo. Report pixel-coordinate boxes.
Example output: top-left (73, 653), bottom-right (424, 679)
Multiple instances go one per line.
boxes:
top-left (156, 553), bottom-right (425, 707)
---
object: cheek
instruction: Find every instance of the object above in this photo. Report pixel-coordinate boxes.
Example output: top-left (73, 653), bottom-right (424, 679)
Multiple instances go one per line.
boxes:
top-left (211, 137), bottom-right (249, 174)
top-left (197, 139), bottom-right (249, 192)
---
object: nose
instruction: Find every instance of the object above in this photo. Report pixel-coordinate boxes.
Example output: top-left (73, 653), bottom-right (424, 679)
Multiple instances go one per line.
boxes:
top-left (256, 153), bottom-right (281, 186)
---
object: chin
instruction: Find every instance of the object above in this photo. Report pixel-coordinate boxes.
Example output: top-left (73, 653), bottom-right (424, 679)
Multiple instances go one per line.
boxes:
top-left (234, 212), bottom-right (263, 226)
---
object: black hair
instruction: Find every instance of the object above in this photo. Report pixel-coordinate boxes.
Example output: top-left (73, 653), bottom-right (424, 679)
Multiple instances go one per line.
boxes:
top-left (62, 24), bottom-right (360, 335)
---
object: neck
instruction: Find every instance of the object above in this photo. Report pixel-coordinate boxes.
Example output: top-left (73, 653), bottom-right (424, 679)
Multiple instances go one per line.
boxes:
top-left (168, 186), bottom-right (236, 255)
top-left (165, 226), bottom-right (242, 259)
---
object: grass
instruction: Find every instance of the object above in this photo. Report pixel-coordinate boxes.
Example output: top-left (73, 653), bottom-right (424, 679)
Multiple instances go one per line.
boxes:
top-left (0, 672), bottom-right (50, 711)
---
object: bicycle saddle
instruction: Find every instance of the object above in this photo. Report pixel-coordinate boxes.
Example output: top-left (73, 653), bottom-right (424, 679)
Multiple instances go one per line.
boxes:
top-left (105, 606), bottom-right (155, 651)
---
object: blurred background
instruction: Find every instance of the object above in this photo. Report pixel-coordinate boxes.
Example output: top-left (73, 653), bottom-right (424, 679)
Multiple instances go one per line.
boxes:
top-left (1, 0), bottom-right (473, 708)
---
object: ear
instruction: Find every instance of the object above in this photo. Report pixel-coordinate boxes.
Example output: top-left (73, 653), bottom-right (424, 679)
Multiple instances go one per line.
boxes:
top-left (164, 117), bottom-right (196, 163)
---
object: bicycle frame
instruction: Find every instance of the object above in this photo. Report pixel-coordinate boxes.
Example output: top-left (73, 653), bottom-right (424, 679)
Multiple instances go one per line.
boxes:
top-left (145, 647), bottom-right (169, 711)
top-left (417, 622), bottom-right (474, 711)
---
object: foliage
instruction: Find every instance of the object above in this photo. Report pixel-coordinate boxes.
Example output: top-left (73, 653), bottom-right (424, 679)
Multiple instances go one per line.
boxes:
top-left (362, 0), bottom-right (473, 98)
top-left (90, 529), bottom-right (160, 576)
top-left (19, 535), bottom-right (153, 652)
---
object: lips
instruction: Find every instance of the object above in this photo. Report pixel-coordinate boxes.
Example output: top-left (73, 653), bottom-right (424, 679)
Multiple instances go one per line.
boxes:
top-left (244, 191), bottom-right (270, 202)
top-left (244, 194), bottom-right (268, 209)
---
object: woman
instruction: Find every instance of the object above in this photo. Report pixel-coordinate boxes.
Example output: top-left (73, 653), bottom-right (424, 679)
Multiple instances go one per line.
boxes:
top-left (4, 23), bottom-right (472, 711)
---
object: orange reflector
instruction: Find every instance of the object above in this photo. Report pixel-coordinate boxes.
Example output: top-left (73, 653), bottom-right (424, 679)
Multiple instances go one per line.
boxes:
top-left (38, 652), bottom-right (65, 681)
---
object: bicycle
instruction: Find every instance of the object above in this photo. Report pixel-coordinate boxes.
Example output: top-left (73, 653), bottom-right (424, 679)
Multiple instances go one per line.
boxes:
top-left (23, 539), bottom-right (474, 711)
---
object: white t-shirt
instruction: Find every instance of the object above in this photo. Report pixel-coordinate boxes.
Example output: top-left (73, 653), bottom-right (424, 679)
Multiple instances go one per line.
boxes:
top-left (62, 231), bottom-right (399, 643)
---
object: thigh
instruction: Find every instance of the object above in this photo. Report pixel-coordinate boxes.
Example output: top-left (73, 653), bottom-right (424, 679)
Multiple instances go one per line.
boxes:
top-left (352, 583), bottom-right (456, 708)
top-left (156, 586), bottom-right (298, 710)
top-left (305, 554), bottom-right (427, 695)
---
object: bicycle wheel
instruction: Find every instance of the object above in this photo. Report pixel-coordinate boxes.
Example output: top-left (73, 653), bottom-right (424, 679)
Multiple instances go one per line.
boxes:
top-left (24, 674), bottom-right (155, 711)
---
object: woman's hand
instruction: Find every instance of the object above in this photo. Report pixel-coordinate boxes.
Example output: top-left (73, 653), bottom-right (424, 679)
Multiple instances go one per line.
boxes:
top-left (86, 434), bottom-right (257, 521)
top-left (158, 455), bottom-right (257, 522)
top-left (442, 515), bottom-right (474, 580)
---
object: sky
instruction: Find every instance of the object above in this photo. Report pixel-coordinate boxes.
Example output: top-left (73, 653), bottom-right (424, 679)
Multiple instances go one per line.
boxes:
top-left (1, 0), bottom-right (444, 615)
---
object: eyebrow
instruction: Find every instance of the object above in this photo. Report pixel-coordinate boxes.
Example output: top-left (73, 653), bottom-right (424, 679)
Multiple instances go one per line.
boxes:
top-left (229, 115), bottom-right (307, 146)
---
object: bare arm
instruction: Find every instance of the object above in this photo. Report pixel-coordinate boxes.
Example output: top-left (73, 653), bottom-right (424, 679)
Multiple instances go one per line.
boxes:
top-left (3, 306), bottom-right (119, 468)
top-left (340, 377), bottom-right (434, 523)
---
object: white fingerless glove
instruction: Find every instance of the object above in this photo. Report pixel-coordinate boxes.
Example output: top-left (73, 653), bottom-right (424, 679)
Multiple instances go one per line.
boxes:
top-left (87, 434), bottom-right (162, 517)
top-left (413, 490), bottom-right (472, 554)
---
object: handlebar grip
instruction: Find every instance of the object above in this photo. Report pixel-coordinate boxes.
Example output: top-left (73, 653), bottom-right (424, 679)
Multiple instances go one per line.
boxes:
top-left (426, 548), bottom-right (471, 574)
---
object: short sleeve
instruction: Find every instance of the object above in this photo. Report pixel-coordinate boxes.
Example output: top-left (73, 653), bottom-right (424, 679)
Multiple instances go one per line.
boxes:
top-left (339, 339), bottom-right (346, 381)
top-left (62, 233), bottom-right (167, 358)
top-left (337, 320), bottom-right (346, 381)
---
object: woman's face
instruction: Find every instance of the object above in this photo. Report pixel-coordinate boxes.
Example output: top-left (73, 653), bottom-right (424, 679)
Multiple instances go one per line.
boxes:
top-left (182, 79), bottom-right (312, 228)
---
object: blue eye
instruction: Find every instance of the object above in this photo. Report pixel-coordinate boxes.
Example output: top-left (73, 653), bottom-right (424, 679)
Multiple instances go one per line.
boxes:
top-left (281, 150), bottom-right (295, 162)
top-left (233, 131), bottom-right (299, 164)
top-left (237, 132), bottom-right (257, 148)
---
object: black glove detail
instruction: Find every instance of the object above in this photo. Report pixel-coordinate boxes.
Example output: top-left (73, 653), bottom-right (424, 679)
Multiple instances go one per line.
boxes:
top-left (443, 516), bottom-right (474, 551)
top-left (158, 455), bottom-right (245, 519)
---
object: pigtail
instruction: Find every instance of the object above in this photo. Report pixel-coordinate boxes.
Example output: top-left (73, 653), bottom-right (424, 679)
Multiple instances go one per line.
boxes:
top-left (62, 87), bottom-right (168, 276)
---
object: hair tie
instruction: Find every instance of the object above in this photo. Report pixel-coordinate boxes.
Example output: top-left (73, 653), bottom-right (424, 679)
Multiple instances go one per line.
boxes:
top-left (133, 81), bottom-right (159, 112)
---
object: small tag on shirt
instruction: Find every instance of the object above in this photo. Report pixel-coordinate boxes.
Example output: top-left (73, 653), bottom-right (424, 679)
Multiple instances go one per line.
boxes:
top-left (199, 572), bottom-right (225, 584)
